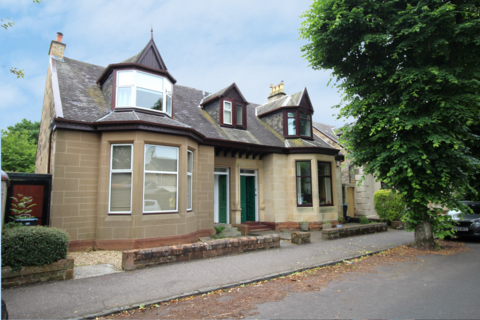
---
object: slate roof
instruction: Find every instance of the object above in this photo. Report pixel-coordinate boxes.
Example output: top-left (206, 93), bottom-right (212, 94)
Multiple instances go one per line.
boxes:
top-left (53, 56), bottom-right (339, 153)
top-left (313, 121), bottom-right (339, 143)
top-left (56, 57), bottom-right (110, 122)
top-left (256, 91), bottom-right (303, 116)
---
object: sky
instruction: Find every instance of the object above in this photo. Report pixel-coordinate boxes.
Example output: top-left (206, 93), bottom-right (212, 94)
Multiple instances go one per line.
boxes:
top-left (0, 0), bottom-right (346, 131)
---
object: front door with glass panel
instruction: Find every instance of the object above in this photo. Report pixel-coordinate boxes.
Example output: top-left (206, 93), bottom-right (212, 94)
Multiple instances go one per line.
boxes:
top-left (214, 168), bottom-right (229, 223)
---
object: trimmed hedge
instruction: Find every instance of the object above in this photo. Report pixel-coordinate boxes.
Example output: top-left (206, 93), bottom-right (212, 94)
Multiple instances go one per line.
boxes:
top-left (374, 189), bottom-right (406, 223)
top-left (2, 226), bottom-right (69, 271)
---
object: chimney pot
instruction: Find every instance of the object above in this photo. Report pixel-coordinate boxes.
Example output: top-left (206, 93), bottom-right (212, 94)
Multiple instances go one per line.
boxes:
top-left (267, 82), bottom-right (287, 102)
top-left (56, 32), bottom-right (63, 42)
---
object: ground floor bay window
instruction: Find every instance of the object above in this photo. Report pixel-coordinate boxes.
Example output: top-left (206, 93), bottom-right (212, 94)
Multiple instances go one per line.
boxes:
top-left (296, 161), bottom-right (312, 206)
top-left (318, 161), bottom-right (333, 206)
top-left (109, 144), bottom-right (133, 214)
top-left (144, 145), bottom-right (178, 213)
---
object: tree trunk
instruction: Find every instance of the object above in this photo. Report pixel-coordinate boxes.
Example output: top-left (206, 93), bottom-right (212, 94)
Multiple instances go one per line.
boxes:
top-left (414, 220), bottom-right (435, 250)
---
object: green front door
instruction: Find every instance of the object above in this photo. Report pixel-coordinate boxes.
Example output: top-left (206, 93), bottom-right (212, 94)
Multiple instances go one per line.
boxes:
top-left (241, 175), bottom-right (256, 222)
top-left (218, 175), bottom-right (227, 223)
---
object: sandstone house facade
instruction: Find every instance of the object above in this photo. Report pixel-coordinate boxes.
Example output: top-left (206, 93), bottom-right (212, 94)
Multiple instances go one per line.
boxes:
top-left (36, 33), bottom-right (345, 250)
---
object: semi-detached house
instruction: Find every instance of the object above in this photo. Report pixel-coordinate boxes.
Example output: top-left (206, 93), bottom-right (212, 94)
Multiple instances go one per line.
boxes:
top-left (35, 32), bottom-right (345, 251)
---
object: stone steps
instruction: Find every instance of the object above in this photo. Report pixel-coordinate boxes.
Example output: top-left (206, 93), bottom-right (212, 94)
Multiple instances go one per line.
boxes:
top-left (214, 223), bottom-right (242, 237)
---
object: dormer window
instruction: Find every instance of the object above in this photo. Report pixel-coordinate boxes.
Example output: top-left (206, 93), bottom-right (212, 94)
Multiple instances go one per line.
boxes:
top-left (283, 109), bottom-right (312, 139)
top-left (220, 98), bottom-right (247, 129)
top-left (116, 70), bottom-right (173, 116)
top-left (223, 101), bottom-right (232, 125)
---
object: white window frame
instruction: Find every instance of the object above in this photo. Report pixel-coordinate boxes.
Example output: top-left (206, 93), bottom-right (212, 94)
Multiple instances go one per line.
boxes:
top-left (116, 70), bottom-right (173, 116)
top-left (223, 101), bottom-right (232, 125)
top-left (187, 150), bottom-right (193, 211)
top-left (109, 144), bottom-right (133, 214)
top-left (143, 144), bottom-right (179, 213)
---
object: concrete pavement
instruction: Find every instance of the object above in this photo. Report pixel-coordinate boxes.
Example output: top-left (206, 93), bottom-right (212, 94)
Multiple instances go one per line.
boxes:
top-left (1, 229), bottom-right (414, 319)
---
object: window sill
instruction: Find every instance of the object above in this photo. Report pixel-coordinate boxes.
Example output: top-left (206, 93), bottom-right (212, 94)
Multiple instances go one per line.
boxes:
top-left (108, 212), bottom-right (131, 215)
top-left (297, 204), bottom-right (313, 207)
top-left (143, 211), bottom-right (179, 215)
top-left (320, 204), bottom-right (334, 207)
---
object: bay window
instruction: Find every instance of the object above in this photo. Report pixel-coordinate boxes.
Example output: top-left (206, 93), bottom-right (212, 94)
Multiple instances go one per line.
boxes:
top-left (109, 144), bottom-right (133, 214)
top-left (284, 110), bottom-right (312, 138)
top-left (318, 161), bottom-right (333, 206)
top-left (296, 161), bottom-right (312, 206)
top-left (116, 70), bottom-right (173, 117)
top-left (220, 99), bottom-right (247, 129)
top-left (187, 150), bottom-right (193, 211)
top-left (144, 145), bottom-right (178, 213)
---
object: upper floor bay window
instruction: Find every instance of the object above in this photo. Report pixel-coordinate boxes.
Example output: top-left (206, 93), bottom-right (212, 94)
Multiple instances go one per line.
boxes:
top-left (116, 70), bottom-right (173, 116)
top-left (219, 98), bottom-right (247, 129)
top-left (187, 150), bottom-right (193, 211)
top-left (109, 144), bottom-right (133, 214)
top-left (144, 145), bottom-right (178, 213)
top-left (284, 110), bottom-right (312, 139)
top-left (223, 101), bottom-right (232, 125)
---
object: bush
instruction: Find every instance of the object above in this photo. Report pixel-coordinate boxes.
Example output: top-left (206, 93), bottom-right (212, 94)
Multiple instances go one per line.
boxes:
top-left (2, 226), bottom-right (69, 271)
top-left (359, 216), bottom-right (370, 225)
top-left (374, 189), bottom-right (405, 223)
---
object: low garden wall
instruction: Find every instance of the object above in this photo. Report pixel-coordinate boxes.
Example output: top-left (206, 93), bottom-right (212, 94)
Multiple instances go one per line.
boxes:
top-left (1, 258), bottom-right (74, 288)
top-left (322, 223), bottom-right (387, 240)
top-left (122, 235), bottom-right (281, 271)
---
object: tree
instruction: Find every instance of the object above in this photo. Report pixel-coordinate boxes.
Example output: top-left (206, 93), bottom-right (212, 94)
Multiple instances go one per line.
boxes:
top-left (6, 119), bottom-right (40, 145)
top-left (300, 0), bottom-right (480, 248)
top-left (1, 129), bottom-right (37, 173)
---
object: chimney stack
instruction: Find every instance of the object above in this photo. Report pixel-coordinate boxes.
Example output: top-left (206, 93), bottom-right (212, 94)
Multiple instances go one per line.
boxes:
top-left (56, 32), bottom-right (63, 42)
top-left (48, 32), bottom-right (66, 61)
top-left (267, 81), bottom-right (286, 102)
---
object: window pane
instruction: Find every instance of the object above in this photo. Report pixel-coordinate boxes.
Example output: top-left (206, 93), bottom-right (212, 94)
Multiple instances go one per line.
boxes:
top-left (224, 101), bottom-right (232, 111)
top-left (188, 152), bottom-right (193, 173)
top-left (187, 175), bottom-right (192, 210)
top-left (319, 177), bottom-right (332, 205)
top-left (117, 87), bottom-right (132, 106)
top-left (144, 173), bottom-right (177, 211)
top-left (296, 161), bottom-right (311, 176)
top-left (136, 87), bottom-right (163, 110)
top-left (136, 71), bottom-right (163, 91)
top-left (117, 71), bottom-right (134, 86)
top-left (166, 93), bottom-right (172, 115)
top-left (165, 80), bottom-right (173, 115)
top-left (240, 169), bottom-right (255, 174)
top-left (214, 168), bottom-right (227, 173)
top-left (112, 145), bottom-right (131, 170)
top-left (297, 177), bottom-right (312, 205)
top-left (145, 145), bottom-right (177, 172)
top-left (299, 112), bottom-right (310, 119)
top-left (110, 173), bottom-right (131, 212)
top-left (224, 110), bottom-right (232, 124)
top-left (236, 105), bottom-right (243, 125)
top-left (318, 162), bottom-right (331, 176)
top-left (300, 119), bottom-right (311, 136)
top-left (287, 112), bottom-right (295, 118)
top-left (288, 118), bottom-right (296, 135)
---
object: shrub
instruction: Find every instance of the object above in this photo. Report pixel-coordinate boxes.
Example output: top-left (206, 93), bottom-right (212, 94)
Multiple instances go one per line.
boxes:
top-left (2, 226), bottom-right (69, 271)
top-left (359, 216), bottom-right (370, 225)
top-left (374, 189), bottom-right (406, 223)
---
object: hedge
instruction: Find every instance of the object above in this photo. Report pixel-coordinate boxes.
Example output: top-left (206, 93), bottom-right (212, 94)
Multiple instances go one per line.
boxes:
top-left (2, 226), bottom-right (69, 271)
top-left (374, 189), bottom-right (405, 223)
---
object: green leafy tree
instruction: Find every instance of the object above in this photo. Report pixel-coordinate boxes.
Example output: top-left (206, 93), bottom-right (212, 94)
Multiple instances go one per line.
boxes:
top-left (1, 129), bottom-right (37, 173)
top-left (6, 119), bottom-right (40, 145)
top-left (300, 0), bottom-right (480, 248)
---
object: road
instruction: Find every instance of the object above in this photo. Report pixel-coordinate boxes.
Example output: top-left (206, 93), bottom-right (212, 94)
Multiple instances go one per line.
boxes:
top-left (247, 239), bottom-right (480, 319)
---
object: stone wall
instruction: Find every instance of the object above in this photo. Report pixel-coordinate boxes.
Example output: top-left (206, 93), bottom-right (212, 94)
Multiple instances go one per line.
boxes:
top-left (122, 234), bottom-right (281, 271)
top-left (353, 166), bottom-right (381, 218)
top-left (50, 130), bottom-right (101, 247)
top-left (203, 100), bottom-right (220, 123)
top-left (261, 111), bottom-right (283, 135)
top-left (2, 258), bottom-right (74, 288)
top-left (101, 73), bottom-right (114, 110)
top-left (36, 65), bottom-right (56, 174)
top-left (322, 223), bottom-right (387, 240)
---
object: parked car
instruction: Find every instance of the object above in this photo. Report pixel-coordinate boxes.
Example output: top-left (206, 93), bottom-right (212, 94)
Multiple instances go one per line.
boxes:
top-left (446, 201), bottom-right (480, 238)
